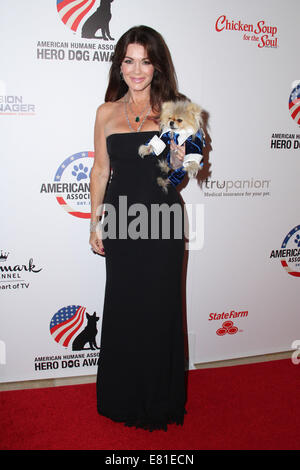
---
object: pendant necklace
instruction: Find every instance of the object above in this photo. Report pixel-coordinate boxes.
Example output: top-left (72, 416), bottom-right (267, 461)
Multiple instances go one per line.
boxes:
top-left (124, 99), bottom-right (151, 132)
top-left (128, 101), bottom-right (150, 123)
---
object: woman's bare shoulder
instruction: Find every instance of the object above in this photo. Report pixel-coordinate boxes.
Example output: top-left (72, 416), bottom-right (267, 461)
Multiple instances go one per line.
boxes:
top-left (96, 101), bottom-right (114, 117)
top-left (95, 101), bottom-right (123, 122)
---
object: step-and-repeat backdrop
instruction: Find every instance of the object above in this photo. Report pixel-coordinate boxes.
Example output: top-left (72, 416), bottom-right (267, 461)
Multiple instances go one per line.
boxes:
top-left (1, 0), bottom-right (299, 382)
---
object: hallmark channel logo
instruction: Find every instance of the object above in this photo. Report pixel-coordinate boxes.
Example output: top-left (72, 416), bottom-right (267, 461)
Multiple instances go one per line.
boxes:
top-left (270, 225), bottom-right (300, 277)
top-left (0, 250), bottom-right (43, 291)
top-left (40, 151), bottom-right (94, 218)
top-left (215, 15), bottom-right (278, 48)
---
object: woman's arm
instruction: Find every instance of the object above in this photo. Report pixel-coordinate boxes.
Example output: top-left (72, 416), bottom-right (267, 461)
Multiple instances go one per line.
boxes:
top-left (89, 104), bottom-right (111, 255)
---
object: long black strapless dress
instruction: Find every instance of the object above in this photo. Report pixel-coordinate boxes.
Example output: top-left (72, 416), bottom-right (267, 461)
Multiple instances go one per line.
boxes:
top-left (96, 131), bottom-right (187, 431)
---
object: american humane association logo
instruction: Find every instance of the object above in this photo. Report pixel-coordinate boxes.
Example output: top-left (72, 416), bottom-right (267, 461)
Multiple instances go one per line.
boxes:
top-left (34, 306), bottom-right (100, 373)
top-left (49, 305), bottom-right (100, 351)
top-left (57, 0), bottom-right (114, 40)
top-left (289, 82), bottom-right (300, 126)
top-left (40, 151), bottom-right (94, 219)
top-left (270, 225), bottom-right (300, 277)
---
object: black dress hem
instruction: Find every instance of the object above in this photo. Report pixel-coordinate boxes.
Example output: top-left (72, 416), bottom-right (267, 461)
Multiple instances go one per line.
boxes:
top-left (97, 408), bottom-right (187, 432)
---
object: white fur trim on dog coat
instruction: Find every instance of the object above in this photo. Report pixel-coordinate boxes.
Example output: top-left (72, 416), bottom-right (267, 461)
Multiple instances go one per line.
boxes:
top-left (183, 153), bottom-right (201, 167)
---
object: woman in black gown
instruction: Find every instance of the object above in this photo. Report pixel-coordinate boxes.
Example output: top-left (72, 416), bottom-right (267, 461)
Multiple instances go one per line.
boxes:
top-left (89, 25), bottom-right (188, 431)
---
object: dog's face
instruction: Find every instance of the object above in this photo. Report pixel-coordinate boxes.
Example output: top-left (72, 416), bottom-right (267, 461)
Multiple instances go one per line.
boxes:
top-left (160, 100), bottom-right (202, 134)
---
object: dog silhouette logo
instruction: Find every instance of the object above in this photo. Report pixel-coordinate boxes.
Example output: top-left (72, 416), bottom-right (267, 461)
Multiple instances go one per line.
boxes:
top-left (57, 0), bottom-right (114, 40)
top-left (82, 0), bottom-right (114, 40)
top-left (72, 311), bottom-right (100, 351)
top-left (50, 305), bottom-right (100, 350)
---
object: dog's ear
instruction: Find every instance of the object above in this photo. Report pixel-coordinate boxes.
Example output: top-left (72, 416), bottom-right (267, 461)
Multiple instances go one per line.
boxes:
top-left (161, 101), bottom-right (173, 113)
top-left (187, 102), bottom-right (202, 117)
top-left (187, 102), bottom-right (203, 127)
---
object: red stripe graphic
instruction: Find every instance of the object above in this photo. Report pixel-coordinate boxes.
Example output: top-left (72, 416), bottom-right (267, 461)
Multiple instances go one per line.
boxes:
top-left (72, 1), bottom-right (96, 31)
top-left (61, 0), bottom-right (89, 24)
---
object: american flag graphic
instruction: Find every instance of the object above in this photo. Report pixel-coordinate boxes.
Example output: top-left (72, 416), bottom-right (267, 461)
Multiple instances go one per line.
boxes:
top-left (50, 305), bottom-right (86, 347)
top-left (289, 83), bottom-right (300, 125)
top-left (280, 225), bottom-right (300, 277)
top-left (54, 151), bottom-right (94, 219)
top-left (57, 0), bottom-right (96, 32)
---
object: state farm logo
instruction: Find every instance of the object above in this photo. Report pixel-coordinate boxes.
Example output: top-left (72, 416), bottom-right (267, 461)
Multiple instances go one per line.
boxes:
top-left (215, 15), bottom-right (278, 48)
top-left (209, 309), bottom-right (248, 335)
top-left (216, 321), bottom-right (238, 336)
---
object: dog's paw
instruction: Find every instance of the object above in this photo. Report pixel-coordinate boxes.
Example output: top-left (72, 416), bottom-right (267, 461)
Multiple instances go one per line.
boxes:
top-left (157, 176), bottom-right (170, 193)
top-left (138, 144), bottom-right (151, 157)
top-left (157, 159), bottom-right (170, 174)
top-left (186, 162), bottom-right (200, 178)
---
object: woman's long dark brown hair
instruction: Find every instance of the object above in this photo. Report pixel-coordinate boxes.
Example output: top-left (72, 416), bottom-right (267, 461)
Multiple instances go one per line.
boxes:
top-left (105, 25), bottom-right (186, 113)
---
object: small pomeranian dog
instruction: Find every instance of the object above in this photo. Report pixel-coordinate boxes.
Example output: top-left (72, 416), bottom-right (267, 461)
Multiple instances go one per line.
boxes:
top-left (139, 99), bottom-right (204, 191)
top-left (159, 99), bottom-right (203, 137)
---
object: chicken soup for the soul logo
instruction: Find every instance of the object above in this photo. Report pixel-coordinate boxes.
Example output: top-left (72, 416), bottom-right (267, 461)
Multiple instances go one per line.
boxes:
top-left (215, 15), bottom-right (278, 48)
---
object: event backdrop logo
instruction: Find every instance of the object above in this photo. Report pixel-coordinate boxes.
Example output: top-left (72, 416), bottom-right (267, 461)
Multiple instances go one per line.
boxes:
top-left (0, 250), bottom-right (42, 291)
top-left (0, 94), bottom-right (36, 115)
top-left (36, 1), bottom-right (116, 61)
top-left (289, 83), bottom-right (300, 126)
top-left (208, 309), bottom-right (248, 335)
top-left (216, 321), bottom-right (238, 336)
top-left (269, 82), bottom-right (300, 150)
top-left (270, 225), bottom-right (300, 277)
top-left (40, 151), bottom-right (94, 218)
top-left (50, 305), bottom-right (100, 350)
top-left (202, 177), bottom-right (271, 198)
top-left (57, 0), bottom-right (114, 40)
top-left (215, 15), bottom-right (278, 48)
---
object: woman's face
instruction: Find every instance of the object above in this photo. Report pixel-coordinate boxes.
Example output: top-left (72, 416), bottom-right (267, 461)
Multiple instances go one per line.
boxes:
top-left (120, 43), bottom-right (155, 94)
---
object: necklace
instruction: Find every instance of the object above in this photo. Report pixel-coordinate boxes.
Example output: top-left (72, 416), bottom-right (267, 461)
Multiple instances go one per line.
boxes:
top-left (124, 100), bottom-right (151, 132)
top-left (128, 101), bottom-right (150, 123)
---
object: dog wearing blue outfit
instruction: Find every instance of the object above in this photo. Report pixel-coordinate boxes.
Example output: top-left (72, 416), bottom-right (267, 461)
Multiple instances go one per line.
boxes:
top-left (138, 100), bottom-right (205, 192)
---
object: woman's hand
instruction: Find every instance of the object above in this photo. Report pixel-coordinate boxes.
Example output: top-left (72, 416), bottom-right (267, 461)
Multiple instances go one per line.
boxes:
top-left (170, 140), bottom-right (185, 169)
top-left (89, 231), bottom-right (105, 256)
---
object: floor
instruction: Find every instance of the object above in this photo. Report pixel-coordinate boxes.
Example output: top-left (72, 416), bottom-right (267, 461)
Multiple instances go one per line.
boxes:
top-left (0, 350), bottom-right (291, 391)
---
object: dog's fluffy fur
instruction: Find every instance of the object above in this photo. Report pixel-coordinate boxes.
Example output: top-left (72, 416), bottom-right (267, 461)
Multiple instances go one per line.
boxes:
top-left (139, 100), bottom-right (204, 191)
